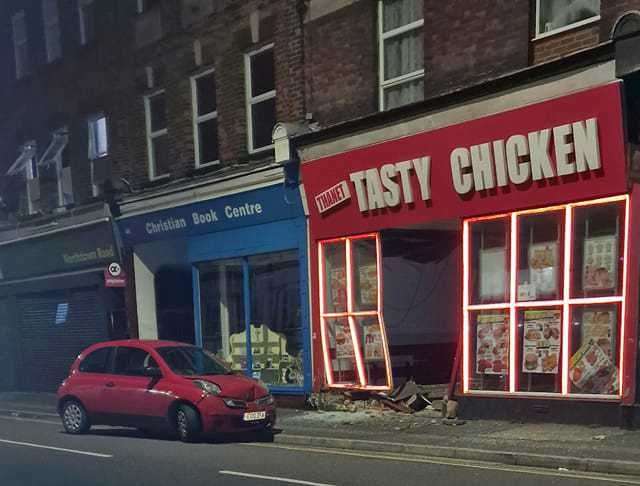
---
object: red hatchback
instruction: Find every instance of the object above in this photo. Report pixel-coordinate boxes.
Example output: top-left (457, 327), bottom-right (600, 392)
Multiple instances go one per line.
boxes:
top-left (57, 340), bottom-right (276, 442)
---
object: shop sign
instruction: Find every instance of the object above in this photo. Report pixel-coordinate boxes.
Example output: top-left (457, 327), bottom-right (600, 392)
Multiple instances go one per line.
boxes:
top-left (119, 184), bottom-right (303, 245)
top-left (302, 84), bottom-right (627, 239)
top-left (0, 221), bottom-right (119, 281)
top-left (104, 262), bottom-right (126, 288)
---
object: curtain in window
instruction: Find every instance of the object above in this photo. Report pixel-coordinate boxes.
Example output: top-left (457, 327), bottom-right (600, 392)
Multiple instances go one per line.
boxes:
top-left (382, 0), bottom-right (422, 32)
top-left (540, 0), bottom-right (599, 32)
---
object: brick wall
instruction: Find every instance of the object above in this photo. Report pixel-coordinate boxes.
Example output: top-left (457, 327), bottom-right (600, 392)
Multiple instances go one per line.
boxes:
top-left (424, 0), bottom-right (530, 97)
top-left (532, 23), bottom-right (600, 65)
top-left (303, 1), bottom-right (377, 126)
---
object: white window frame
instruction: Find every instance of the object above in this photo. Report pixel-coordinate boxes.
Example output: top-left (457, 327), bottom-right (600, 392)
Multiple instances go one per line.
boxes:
top-left (245, 43), bottom-right (276, 154)
top-left (38, 128), bottom-right (69, 207)
top-left (22, 142), bottom-right (38, 215)
top-left (88, 114), bottom-right (108, 197)
top-left (12, 11), bottom-right (28, 80)
top-left (534, 0), bottom-right (601, 40)
top-left (191, 68), bottom-right (220, 168)
top-left (144, 90), bottom-right (170, 181)
top-left (78, 0), bottom-right (93, 46)
top-left (377, 0), bottom-right (425, 111)
top-left (42, 0), bottom-right (61, 63)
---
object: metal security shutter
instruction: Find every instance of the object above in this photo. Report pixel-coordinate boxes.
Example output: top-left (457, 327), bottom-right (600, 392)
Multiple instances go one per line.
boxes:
top-left (17, 287), bottom-right (108, 392)
top-left (0, 298), bottom-right (15, 391)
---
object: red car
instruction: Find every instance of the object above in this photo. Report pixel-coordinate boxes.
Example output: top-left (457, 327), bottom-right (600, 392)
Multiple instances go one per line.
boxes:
top-left (57, 340), bottom-right (276, 442)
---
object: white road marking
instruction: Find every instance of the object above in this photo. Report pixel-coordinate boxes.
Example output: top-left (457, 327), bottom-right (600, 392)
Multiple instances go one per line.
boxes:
top-left (244, 443), bottom-right (640, 485)
top-left (219, 470), bottom-right (335, 486)
top-left (0, 415), bottom-right (60, 425)
top-left (0, 438), bottom-right (113, 458)
top-left (0, 408), bottom-right (60, 417)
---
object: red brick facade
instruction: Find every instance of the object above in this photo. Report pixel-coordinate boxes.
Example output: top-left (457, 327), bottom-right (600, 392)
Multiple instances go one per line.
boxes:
top-left (1, 0), bottom-right (639, 218)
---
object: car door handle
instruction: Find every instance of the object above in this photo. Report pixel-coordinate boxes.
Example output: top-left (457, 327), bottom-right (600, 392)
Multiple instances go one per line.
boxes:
top-left (105, 382), bottom-right (115, 388)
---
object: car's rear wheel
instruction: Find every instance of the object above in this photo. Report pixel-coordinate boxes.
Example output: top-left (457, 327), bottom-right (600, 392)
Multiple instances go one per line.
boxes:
top-left (61, 400), bottom-right (90, 435)
top-left (175, 404), bottom-right (201, 443)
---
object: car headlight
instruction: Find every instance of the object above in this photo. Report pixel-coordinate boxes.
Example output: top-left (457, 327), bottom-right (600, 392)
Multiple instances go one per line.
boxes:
top-left (223, 398), bottom-right (247, 408)
top-left (193, 380), bottom-right (221, 396)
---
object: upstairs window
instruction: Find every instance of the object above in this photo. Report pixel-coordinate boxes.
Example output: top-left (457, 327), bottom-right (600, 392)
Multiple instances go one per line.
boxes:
top-left (145, 90), bottom-right (170, 179)
top-left (6, 142), bottom-right (38, 215)
top-left (78, 0), bottom-right (95, 45)
top-left (12, 11), bottom-right (29, 80)
top-left (245, 44), bottom-right (276, 153)
top-left (378, 0), bottom-right (424, 111)
top-left (42, 0), bottom-right (61, 62)
top-left (88, 114), bottom-right (108, 197)
top-left (536, 0), bottom-right (600, 38)
top-left (39, 128), bottom-right (71, 207)
top-left (191, 69), bottom-right (219, 167)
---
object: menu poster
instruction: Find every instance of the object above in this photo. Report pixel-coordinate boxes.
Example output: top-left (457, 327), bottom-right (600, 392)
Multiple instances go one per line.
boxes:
top-left (329, 267), bottom-right (347, 310)
top-left (522, 310), bottom-right (561, 374)
top-left (334, 320), bottom-right (354, 359)
top-left (363, 323), bottom-right (384, 361)
top-left (476, 313), bottom-right (509, 375)
top-left (479, 247), bottom-right (506, 300)
top-left (358, 263), bottom-right (378, 307)
top-left (570, 339), bottom-right (619, 395)
top-left (583, 235), bottom-right (618, 291)
top-left (582, 309), bottom-right (616, 359)
top-left (528, 242), bottom-right (558, 296)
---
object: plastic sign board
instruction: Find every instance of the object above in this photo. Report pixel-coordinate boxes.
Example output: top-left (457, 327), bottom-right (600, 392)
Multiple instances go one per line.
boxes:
top-left (104, 262), bottom-right (126, 288)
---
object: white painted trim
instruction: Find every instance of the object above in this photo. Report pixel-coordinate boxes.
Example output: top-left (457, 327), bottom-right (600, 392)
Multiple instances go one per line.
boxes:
top-left (144, 90), bottom-right (170, 180)
top-left (380, 18), bottom-right (424, 39)
top-left (534, 0), bottom-right (600, 40)
top-left (191, 67), bottom-right (220, 168)
top-left (300, 61), bottom-right (617, 162)
top-left (245, 43), bottom-right (276, 154)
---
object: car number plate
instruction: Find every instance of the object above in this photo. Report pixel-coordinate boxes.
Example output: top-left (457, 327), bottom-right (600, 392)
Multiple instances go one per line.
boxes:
top-left (243, 411), bottom-right (266, 421)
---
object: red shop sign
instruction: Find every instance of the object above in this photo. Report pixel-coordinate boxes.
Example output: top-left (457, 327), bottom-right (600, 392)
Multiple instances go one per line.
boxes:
top-left (302, 83), bottom-right (628, 240)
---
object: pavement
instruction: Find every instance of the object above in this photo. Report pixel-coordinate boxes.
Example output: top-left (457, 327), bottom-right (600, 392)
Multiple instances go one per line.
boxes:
top-left (2, 392), bottom-right (640, 480)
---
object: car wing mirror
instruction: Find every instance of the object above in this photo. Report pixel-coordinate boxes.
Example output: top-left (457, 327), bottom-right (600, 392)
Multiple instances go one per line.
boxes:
top-left (143, 366), bottom-right (162, 378)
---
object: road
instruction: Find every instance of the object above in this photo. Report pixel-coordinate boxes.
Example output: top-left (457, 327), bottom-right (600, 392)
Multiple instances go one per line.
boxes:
top-left (0, 414), bottom-right (637, 486)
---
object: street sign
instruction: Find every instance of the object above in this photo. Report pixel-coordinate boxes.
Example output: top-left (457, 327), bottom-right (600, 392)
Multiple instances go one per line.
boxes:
top-left (105, 262), bottom-right (126, 288)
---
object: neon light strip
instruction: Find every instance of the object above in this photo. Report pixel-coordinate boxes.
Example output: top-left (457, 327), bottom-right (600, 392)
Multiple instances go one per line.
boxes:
top-left (509, 213), bottom-right (517, 393)
top-left (376, 232), bottom-right (394, 390)
top-left (566, 296), bottom-right (624, 305)
top-left (619, 195), bottom-right (630, 397)
top-left (462, 221), bottom-right (470, 393)
top-left (562, 207), bottom-right (572, 395)
top-left (317, 242), bottom-right (335, 387)
top-left (465, 212), bottom-right (511, 223)
top-left (345, 238), bottom-right (367, 386)
top-left (570, 194), bottom-right (628, 207)
top-left (322, 311), bottom-right (379, 318)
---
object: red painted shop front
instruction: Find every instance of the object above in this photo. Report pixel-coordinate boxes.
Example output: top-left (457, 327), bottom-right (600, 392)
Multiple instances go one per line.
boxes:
top-left (301, 82), bottom-right (640, 406)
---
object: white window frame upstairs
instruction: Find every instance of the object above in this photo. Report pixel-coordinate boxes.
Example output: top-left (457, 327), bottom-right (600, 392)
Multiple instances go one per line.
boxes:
top-left (12, 11), bottom-right (28, 80)
top-left (78, 0), bottom-right (94, 46)
top-left (245, 43), bottom-right (276, 154)
top-left (534, 0), bottom-right (601, 40)
top-left (38, 128), bottom-right (69, 207)
top-left (377, 0), bottom-right (425, 111)
top-left (88, 114), bottom-right (108, 197)
top-left (42, 0), bottom-right (61, 63)
top-left (191, 68), bottom-right (219, 168)
top-left (144, 90), bottom-right (170, 181)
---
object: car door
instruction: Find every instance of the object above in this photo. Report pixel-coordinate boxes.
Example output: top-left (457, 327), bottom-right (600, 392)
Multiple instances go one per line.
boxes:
top-left (72, 346), bottom-right (116, 416)
top-left (102, 346), bottom-right (170, 424)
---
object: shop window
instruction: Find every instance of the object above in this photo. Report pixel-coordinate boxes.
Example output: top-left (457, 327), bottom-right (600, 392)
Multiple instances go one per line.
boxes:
top-left (378, 0), bottom-right (424, 111)
top-left (245, 44), bottom-right (276, 153)
top-left (145, 90), bottom-right (170, 179)
top-left (536, 0), bottom-right (600, 38)
top-left (463, 196), bottom-right (628, 398)
top-left (191, 69), bottom-right (219, 167)
top-left (319, 235), bottom-right (392, 389)
top-left (197, 251), bottom-right (304, 388)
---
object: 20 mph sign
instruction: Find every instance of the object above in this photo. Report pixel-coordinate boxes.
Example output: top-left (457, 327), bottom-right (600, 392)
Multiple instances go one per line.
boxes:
top-left (105, 262), bottom-right (126, 288)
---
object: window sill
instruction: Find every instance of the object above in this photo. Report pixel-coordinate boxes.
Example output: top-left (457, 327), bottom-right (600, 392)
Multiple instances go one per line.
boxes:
top-left (148, 173), bottom-right (171, 182)
top-left (248, 144), bottom-right (275, 156)
top-left (463, 390), bottom-right (620, 402)
top-left (195, 160), bottom-right (220, 170)
top-left (532, 16), bottom-right (600, 42)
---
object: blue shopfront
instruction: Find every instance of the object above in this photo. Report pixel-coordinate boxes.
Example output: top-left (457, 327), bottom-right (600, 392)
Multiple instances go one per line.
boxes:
top-left (118, 183), bottom-right (311, 395)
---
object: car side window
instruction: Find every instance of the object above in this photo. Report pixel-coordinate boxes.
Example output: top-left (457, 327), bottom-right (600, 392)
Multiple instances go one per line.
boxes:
top-left (79, 347), bottom-right (113, 374)
top-left (114, 347), bottom-right (159, 376)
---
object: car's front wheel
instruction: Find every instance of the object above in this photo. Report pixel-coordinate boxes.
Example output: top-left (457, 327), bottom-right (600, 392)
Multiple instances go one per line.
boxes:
top-left (61, 400), bottom-right (90, 435)
top-left (175, 404), bottom-right (201, 443)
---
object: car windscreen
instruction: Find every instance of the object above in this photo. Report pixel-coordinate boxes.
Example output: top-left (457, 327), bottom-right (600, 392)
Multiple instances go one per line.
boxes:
top-left (156, 346), bottom-right (230, 376)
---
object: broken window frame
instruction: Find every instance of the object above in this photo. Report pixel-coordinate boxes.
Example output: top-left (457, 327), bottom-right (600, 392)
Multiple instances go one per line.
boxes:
top-left (12, 10), bottom-right (29, 80)
top-left (318, 233), bottom-right (393, 390)
top-left (38, 128), bottom-right (70, 207)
